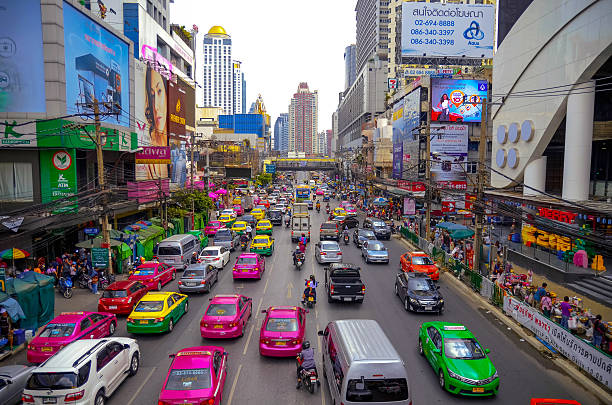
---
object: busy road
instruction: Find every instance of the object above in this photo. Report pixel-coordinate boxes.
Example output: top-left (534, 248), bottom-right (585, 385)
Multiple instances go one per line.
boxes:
top-left (3, 194), bottom-right (602, 405)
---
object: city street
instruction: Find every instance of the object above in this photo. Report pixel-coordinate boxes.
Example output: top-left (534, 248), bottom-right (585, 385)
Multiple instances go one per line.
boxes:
top-left (2, 203), bottom-right (601, 405)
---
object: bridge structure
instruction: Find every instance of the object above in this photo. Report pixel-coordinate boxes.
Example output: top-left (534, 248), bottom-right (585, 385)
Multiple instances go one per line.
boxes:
top-left (269, 157), bottom-right (338, 171)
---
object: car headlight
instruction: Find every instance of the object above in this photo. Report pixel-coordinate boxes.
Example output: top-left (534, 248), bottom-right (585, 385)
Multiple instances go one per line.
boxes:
top-left (439, 299), bottom-right (444, 304)
top-left (447, 369), bottom-right (461, 380)
top-left (409, 298), bottom-right (419, 304)
top-left (447, 369), bottom-right (475, 384)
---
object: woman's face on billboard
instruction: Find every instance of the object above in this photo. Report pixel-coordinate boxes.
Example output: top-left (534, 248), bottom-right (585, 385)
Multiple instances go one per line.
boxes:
top-left (151, 72), bottom-right (167, 131)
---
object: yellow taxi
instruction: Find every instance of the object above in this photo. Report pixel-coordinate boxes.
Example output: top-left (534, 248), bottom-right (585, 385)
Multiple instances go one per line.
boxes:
top-left (231, 220), bottom-right (249, 235)
top-left (256, 219), bottom-right (273, 235)
top-left (250, 235), bottom-right (275, 256)
top-left (233, 197), bottom-right (242, 205)
top-left (126, 291), bottom-right (189, 334)
top-left (333, 207), bottom-right (347, 217)
top-left (218, 214), bottom-right (236, 227)
top-left (251, 208), bottom-right (266, 220)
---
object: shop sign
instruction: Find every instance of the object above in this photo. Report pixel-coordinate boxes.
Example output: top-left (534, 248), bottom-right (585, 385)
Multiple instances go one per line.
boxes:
top-left (1, 121), bottom-right (37, 147)
top-left (442, 199), bottom-right (456, 213)
top-left (84, 227), bottom-right (99, 235)
top-left (504, 296), bottom-right (612, 390)
top-left (36, 119), bottom-right (136, 151)
top-left (437, 181), bottom-right (467, 190)
top-left (135, 146), bottom-right (171, 164)
top-left (91, 247), bottom-right (109, 268)
top-left (537, 207), bottom-right (577, 224)
top-left (403, 198), bottom-right (416, 215)
top-left (40, 149), bottom-right (78, 213)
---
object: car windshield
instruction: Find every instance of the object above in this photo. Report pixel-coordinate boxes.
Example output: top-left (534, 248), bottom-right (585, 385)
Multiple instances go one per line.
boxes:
top-left (412, 256), bottom-right (434, 265)
top-left (27, 372), bottom-right (78, 390)
top-left (164, 368), bottom-right (212, 390)
top-left (219, 216), bottom-right (231, 221)
top-left (321, 222), bottom-right (337, 229)
top-left (215, 231), bottom-right (231, 241)
top-left (270, 211), bottom-right (281, 216)
top-left (321, 242), bottom-right (339, 251)
top-left (134, 301), bottom-right (163, 312)
top-left (158, 246), bottom-right (181, 256)
top-left (236, 257), bottom-right (257, 265)
top-left (259, 222), bottom-right (270, 226)
top-left (102, 289), bottom-right (127, 298)
top-left (183, 269), bottom-right (205, 277)
top-left (359, 230), bottom-right (376, 238)
top-left (233, 223), bottom-right (246, 229)
top-left (253, 238), bottom-right (268, 244)
top-left (206, 303), bottom-right (237, 316)
top-left (346, 378), bottom-right (409, 402)
top-left (40, 323), bottom-right (76, 337)
top-left (408, 278), bottom-right (434, 291)
top-left (200, 249), bottom-right (219, 257)
top-left (372, 221), bottom-right (386, 227)
top-left (444, 338), bottom-right (486, 359)
top-left (208, 221), bottom-right (221, 227)
top-left (367, 242), bottom-right (385, 251)
top-left (266, 318), bottom-right (298, 332)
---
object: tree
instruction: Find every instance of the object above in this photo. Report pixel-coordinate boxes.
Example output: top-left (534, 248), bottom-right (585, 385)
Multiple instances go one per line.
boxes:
top-left (168, 189), bottom-right (214, 216)
top-left (255, 173), bottom-right (273, 186)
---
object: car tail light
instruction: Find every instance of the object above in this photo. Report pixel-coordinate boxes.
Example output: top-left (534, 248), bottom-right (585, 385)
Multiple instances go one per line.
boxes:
top-left (292, 338), bottom-right (302, 345)
top-left (260, 338), bottom-right (270, 344)
top-left (330, 285), bottom-right (334, 294)
top-left (27, 344), bottom-right (34, 350)
top-left (127, 317), bottom-right (134, 323)
top-left (229, 322), bottom-right (237, 327)
top-left (201, 280), bottom-right (207, 285)
top-left (338, 252), bottom-right (342, 255)
top-left (320, 252), bottom-right (326, 256)
top-left (361, 285), bottom-right (366, 294)
top-left (22, 394), bottom-right (34, 403)
top-left (65, 390), bottom-right (85, 402)
top-left (154, 317), bottom-right (164, 323)
top-left (178, 281), bottom-right (183, 285)
top-left (213, 257), bottom-right (220, 261)
top-left (203, 399), bottom-right (215, 405)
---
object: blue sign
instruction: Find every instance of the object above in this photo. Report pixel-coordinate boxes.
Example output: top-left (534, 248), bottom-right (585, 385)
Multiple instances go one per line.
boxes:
top-left (431, 79), bottom-right (488, 123)
top-left (0, 0), bottom-right (46, 113)
top-left (84, 227), bottom-right (99, 236)
top-left (266, 164), bottom-right (276, 174)
top-left (63, 2), bottom-right (130, 127)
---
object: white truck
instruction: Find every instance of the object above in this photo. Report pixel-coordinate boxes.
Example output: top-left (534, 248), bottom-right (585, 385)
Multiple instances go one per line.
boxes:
top-left (291, 203), bottom-right (311, 242)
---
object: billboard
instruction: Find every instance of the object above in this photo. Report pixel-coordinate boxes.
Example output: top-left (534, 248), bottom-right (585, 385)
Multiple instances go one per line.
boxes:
top-left (168, 79), bottom-right (187, 187)
top-left (403, 88), bottom-right (421, 137)
top-left (402, 139), bottom-right (420, 181)
top-left (36, 119), bottom-right (136, 151)
top-left (40, 149), bottom-right (77, 213)
top-left (63, 1), bottom-right (130, 127)
top-left (392, 99), bottom-right (404, 144)
top-left (0, 0), bottom-right (46, 113)
top-left (135, 60), bottom-right (168, 180)
top-left (431, 79), bottom-right (488, 123)
top-left (392, 143), bottom-right (403, 179)
top-left (430, 124), bottom-right (468, 189)
top-left (182, 78), bottom-right (196, 129)
top-left (401, 2), bottom-right (495, 58)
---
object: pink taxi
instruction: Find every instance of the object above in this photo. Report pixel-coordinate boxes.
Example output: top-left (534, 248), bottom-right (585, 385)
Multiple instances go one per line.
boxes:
top-left (205, 220), bottom-right (226, 236)
top-left (158, 346), bottom-right (228, 405)
top-left (344, 204), bottom-right (357, 214)
top-left (340, 200), bottom-right (351, 209)
top-left (259, 306), bottom-right (307, 357)
top-left (128, 261), bottom-right (176, 291)
top-left (315, 189), bottom-right (324, 195)
top-left (233, 204), bottom-right (244, 216)
top-left (200, 294), bottom-right (252, 338)
top-left (232, 253), bottom-right (265, 280)
top-left (27, 311), bottom-right (117, 363)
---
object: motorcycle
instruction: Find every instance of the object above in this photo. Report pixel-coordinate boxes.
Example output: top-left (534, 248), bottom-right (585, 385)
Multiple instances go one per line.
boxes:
top-left (294, 253), bottom-right (305, 270)
top-left (343, 233), bottom-right (350, 245)
top-left (58, 276), bottom-right (73, 299)
top-left (98, 273), bottom-right (115, 290)
top-left (326, 206), bottom-right (330, 214)
top-left (303, 288), bottom-right (316, 308)
top-left (296, 361), bottom-right (319, 394)
top-left (285, 218), bottom-right (291, 228)
top-left (316, 204), bottom-right (321, 213)
top-left (76, 272), bottom-right (91, 289)
top-left (240, 240), bottom-right (248, 251)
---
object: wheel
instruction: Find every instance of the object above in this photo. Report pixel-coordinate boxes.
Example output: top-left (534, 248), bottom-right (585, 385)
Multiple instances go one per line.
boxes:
top-left (171, 271), bottom-right (176, 280)
top-left (438, 369), bottom-right (446, 390)
top-left (108, 322), bottom-right (116, 336)
top-left (404, 298), bottom-right (410, 312)
top-left (95, 390), bottom-right (105, 405)
top-left (184, 301), bottom-right (189, 313)
top-left (308, 381), bottom-right (315, 394)
top-left (64, 289), bottom-right (72, 299)
top-left (365, 257), bottom-right (370, 264)
top-left (418, 339), bottom-right (424, 356)
top-left (394, 283), bottom-right (399, 296)
top-left (168, 319), bottom-right (174, 332)
top-left (327, 293), bottom-right (333, 303)
top-left (129, 352), bottom-right (139, 376)
top-left (157, 281), bottom-right (162, 291)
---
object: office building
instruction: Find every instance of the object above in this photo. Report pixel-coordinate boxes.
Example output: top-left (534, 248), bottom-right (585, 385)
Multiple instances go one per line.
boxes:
top-left (233, 60), bottom-right (244, 114)
top-left (274, 113), bottom-right (289, 152)
top-left (345, 44), bottom-right (357, 90)
top-left (355, 0), bottom-right (390, 74)
top-left (202, 26), bottom-right (234, 114)
top-left (289, 83), bottom-right (318, 154)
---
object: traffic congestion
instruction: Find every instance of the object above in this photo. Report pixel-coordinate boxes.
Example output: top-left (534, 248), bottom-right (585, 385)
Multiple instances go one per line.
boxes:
top-left (0, 172), bottom-right (601, 405)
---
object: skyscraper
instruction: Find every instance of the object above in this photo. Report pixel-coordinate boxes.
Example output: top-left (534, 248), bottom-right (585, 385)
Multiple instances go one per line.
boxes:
top-left (344, 44), bottom-right (357, 90)
top-left (289, 83), bottom-right (318, 154)
top-left (355, 0), bottom-right (390, 74)
top-left (202, 26), bottom-right (233, 113)
top-left (274, 113), bottom-right (289, 152)
top-left (233, 60), bottom-right (244, 114)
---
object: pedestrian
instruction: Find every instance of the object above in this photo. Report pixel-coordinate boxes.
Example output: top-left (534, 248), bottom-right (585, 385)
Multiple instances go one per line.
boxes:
top-left (0, 308), bottom-right (14, 350)
top-left (540, 292), bottom-right (552, 318)
top-left (592, 314), bottom-right (605, 348)
top-left (533, 282), bottom-right (547, 307)
top-left (90, 269), bottom-right (99, 294)
top-left (560, 296), bottom-right (572, 329)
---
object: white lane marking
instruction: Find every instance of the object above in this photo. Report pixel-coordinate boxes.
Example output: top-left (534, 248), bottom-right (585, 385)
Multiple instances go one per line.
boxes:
top-left (127, 366), bottom-right (156, 405)
top-left (263, 278), bottom-right (270, 295)
top-left (227, 363), bottom-right (243, 405)
top-left (242, 323), bottom-right (256, 355)
top-left (255, 296), bottom-right (264, 316)
top-left (287, 280), bottom-right (294, 298)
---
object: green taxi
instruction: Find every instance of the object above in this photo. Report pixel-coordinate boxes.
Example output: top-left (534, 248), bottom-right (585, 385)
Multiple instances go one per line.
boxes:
top-left (127, 292), bottom-right (189, 334)
top-left (187, 229), bottom-right (209, 249)
top-left (250, 235), bottom-right (274, 256)
top-left (255, 219), bottom-right (273, 235)
top-left (418, 322), bottom-right (499, 396)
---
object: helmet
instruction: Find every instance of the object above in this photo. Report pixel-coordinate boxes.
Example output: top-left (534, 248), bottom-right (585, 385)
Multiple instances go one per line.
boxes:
top-left (302, 341), bottom-right (310, 350)
top-left (309, 275), bottom-right (315, 281)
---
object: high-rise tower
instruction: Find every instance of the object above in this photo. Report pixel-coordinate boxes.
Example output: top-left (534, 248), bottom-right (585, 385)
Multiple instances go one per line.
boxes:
top-left (202, 26), bottom-right (233, 114)
top-left (288, 83), bottom-right (318, 154)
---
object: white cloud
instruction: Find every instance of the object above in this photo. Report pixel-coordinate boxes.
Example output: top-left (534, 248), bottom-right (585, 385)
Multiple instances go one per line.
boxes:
top-left (170, 0), bottom-right (356, 130)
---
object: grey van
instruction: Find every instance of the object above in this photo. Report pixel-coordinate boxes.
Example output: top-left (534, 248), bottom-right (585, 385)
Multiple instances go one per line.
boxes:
top-left (318, 319), bottom-right (412, 404)
top-left (156, 234), bottom-right (200, 270)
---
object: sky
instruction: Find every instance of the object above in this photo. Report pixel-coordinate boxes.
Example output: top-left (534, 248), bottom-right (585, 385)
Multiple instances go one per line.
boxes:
top-left (169, 0), bottom-right (356, 131)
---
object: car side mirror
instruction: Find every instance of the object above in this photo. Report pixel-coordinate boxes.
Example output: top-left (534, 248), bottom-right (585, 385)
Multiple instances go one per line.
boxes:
top-left (123, 344), bottom-right (130, 350)
top-left (169, 354), bottom-right (176, 358)
top-left (223, 351), bottom-right (229, 356)
top-left (485, 349), bottom-right (490, 354)
top-left (261, 310), bottom-right (267, 313)
top-left (433, 348), bottom-right (441, 355)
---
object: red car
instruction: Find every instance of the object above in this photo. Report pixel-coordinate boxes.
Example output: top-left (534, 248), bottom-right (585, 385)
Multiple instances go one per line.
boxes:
top-left (400, 251), bottom-right (440, 281)
top-left (205, 220), bottom-right (226, 236)
top-left (233, 204), bottom-right (244, 216)
top-left (260, 199), bottom-right (270, 209)
top-left (200, 294), bottom-right (253, 338)
top-left (98, 280), bottom-right (149, 314)
top-left (129, 261), bottom-right (176, 291)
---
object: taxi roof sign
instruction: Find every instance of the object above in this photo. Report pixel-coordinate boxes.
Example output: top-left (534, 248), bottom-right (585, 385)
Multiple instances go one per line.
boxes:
top-left (60, 312), bottom-right (85, 315)
top-left (443, 325), bottom-right (466, 331)
top-left (177, 351), bottom-right (212, 357)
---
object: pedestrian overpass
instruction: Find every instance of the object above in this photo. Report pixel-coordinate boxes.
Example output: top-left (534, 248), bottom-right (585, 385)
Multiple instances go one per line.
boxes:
top-left (270, 157), bottom-right (338, 171)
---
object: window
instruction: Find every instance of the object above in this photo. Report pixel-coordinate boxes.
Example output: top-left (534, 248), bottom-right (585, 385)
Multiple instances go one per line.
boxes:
top-left (167, 297), bottom-right (175, 308)
top-left (172, 293), bottom-right (183, 302)
top-left (466, 161), bottom-right (478, 174)
top-left (77, 361), bottom-right (91, 386)
top-left (89, 314), bottom-right (104, 324)
top-left (328, 336), bottom-right (343, 393)
top-left (346, 378), bottom-right (409, 402)
top-left (106, 342), bottom-right (124, 362)
top-left (0, 162), bottom-right (33, 201)
top-left (96, 347), bottom-right (111, 371)
top-left (213, 351), bottom-right (222, 376)
top-left (80, 317), bottom-right (92, 332)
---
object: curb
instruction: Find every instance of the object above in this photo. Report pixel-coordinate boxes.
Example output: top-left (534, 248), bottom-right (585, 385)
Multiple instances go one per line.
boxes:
top-left (397, 236), bottom-right (612, 402)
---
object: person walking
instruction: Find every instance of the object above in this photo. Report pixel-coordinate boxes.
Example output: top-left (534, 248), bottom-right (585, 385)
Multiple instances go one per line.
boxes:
top-left (592, 314), bottom-right (605, 348)
top-left (533, 282), bottom-right (547, 307)
top-left (540, 292), bottom-right (552, 318)
top-left (560, 296), bottom-right (572, 329)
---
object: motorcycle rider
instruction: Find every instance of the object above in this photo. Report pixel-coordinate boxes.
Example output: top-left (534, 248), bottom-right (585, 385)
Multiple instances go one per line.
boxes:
top-left (298, 233), bottom-right (308, 254)
top-left (302, 275), bottom-right (318, 304)
top-left (239, 232), bottom-right (249, 247)
top-left (190, 251), bottom-right (199, 264)
top-left (245, 224), bottom-right (253, 240)
top-left (284, 212), bottom-right (291, 227)
top-left (293, 246), bottom-right (303, 266)
top-left (296, 341), bottom-right (317, 389)
top-left (342, 224), bottom-right (350, 243)
top-left (316, 201), bottom-right (321, 212)
top-left (325, 203), bottom-right (330, 214)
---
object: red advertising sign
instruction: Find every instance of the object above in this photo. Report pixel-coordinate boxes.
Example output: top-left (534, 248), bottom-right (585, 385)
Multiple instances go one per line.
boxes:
top-left (397, 180), bottom-right (426, 192)
top-left (537, 207), bottom-right (577, 224)
top-left (442, 200), bottom-right (456, 213)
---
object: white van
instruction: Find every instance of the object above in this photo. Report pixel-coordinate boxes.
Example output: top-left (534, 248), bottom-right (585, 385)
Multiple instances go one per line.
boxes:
top-left (156, 234), bottom-right (199, 270)
top-left (318, 319), bottom-right (412, 404)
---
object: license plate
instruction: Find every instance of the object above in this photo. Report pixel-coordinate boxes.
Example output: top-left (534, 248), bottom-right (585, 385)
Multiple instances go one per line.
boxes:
top-left (214, 325), bottom-right (223, 329)
top-left (343, 297), bottom-right (352, 302)
top-left (310, 376), bottom-right (317, 383)
top-left (274, 341), bottom-right (286, 346)
top-left (308, 297), bottom-right (314, 302)
top-left (186, 282), bottom-right (196, 286)
top-left (109, 306), bottom-right (117, 310)
top-left (43, 398), bottom-right (57, 404)
top-left (472, 387), bottom-right (485, 393)
top-left (241, 269), bottom-right (250, 272)
top-left (425, 306), bottom-right (432, 311)
top-left (139, 320), bottom-right (148, 324)
top-left (41, 347), bottom-right (53, 352)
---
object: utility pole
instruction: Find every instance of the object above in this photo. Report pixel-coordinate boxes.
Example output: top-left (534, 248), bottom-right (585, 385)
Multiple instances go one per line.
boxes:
top-left (93, 99), bottom-right (113, 274)
top-left (425, 84), bottom-right (432, 241)
top-left (473, 99), bottom-right (488, 274)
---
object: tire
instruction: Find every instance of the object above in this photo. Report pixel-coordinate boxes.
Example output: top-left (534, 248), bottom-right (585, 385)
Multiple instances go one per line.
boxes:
top-left (418, 339), bottom-right (424, 356)
top-left (168, 319), bottom-right (174, 332)
top-left (171, 271), bottom-right (176, 280)
top-left (157, 281), bottom-right (162, 291)
top-left (308, 381), bottom-right (315, 394)
top-left (108, 322), bottom-right (116, 336)
top-left (95, 390), bottom-right (105, 405)
top-left (184, 301), bottom-right (189, 313)
top-left (327, 293), bottom-right (333, 303)
top-left (129, 352), bottom-right (139, 376)
top-left (404, 298), bottom-right (410, 312)
top-left (63, 289), bottom-right (72, 299)
top-left (394, 283), bottom-right (399, 296)
top-left (438, 370), bottom-right (446, 390)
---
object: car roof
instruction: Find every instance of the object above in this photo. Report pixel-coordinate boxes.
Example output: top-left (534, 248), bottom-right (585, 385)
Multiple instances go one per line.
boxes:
top-left (425, 322), bottom-right (474, 338)
top-left (137, 262), bottom-right (160, 268)
top-left (141, 292), bottom-right (174, 301)
top-left (328, 263), bottom-right (360, 270)
top-left (321, 241), bottom-right (339, 247)
top-left (238, 253), bottom-right (258, 258)
top-left (210, 295), bottom-right (241, 304)
top-left (410, 251), bottom-right (429, 257)
top-left (35, 339), bottom-right (128, 370)
top-left (267, 306), bottom-right (299, 317)
top-left (0, 364), bottom-right (34, 377)
top-left (171, 346), bottom-right (222, 369)
top-left (335, 319), bottom-right (401, 362)
top-left (365, 240), bottom-right (384, 246)
top-left (50, 311), bottom-right (93, 322)
top-left (106, 280), bottom-right (137, 290)
top-left (253, 235), bottom-right (270, 240)
top-left (202, 246), bottom-right (222, 251)
top-left (404, 272), bottom-right (431, 279)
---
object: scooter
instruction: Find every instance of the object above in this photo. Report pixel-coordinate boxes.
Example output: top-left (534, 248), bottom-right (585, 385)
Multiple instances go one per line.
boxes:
top-left (285, 218), bottom-right (291, 228)
top-left (343, 233), bottom-right (350, 245)
top-left (296, 362), bottom-right (320, 394)
top-left (316, 205), bottom-right (321, 213)
top-left (326, 206), bottom-right (330, 214)
top-left (294, 253), bottom-right (305, 270)
top-left (240, 240), bottom-right (248, 251)
top-left (98, 273), bottom-right (115, 290)
top-left (58, 276), bottom-right (73, 299)
top-left (303, 288), bottom-right (316, 308)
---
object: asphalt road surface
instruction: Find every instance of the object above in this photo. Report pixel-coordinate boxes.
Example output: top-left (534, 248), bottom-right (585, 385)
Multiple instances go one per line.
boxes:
top-left (3, 200), bottom-right (602, 405)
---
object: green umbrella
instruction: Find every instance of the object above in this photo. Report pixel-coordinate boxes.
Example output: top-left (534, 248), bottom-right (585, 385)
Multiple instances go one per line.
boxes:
top-left (449, 228), bottom-right (475, 240)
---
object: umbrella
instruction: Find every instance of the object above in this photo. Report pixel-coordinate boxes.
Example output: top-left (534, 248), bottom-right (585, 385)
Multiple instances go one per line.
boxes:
top-left (208, 192), bottom-right (219, 199)
top-left (0, 248), bottom-right (30, 260)
top-left (435, 222), bottom-right (474, 239)
top-left (216, 188), bottom-right (228, 195)
top-left (75, 238), bottom-right (123, 248)
top-left (372, 197), bottom-right (388, 206)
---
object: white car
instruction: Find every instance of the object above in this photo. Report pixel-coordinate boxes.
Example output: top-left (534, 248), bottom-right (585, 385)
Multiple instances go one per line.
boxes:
top-left (220, 209), bottom-right (236, 217)
top-left (23, 338), bottom-right (139, 405)
top-left (199, 246), bottom-right (231, 269)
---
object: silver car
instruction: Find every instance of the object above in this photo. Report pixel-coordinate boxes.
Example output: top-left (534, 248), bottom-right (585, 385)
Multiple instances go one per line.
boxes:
top-left (315, 240), bottom-right (343, 264)
top-left (0, 365), bottom-right (35, 405)
top-left (178, 263), bottom-right (218, 293)
top-left (361, 240), bottom-right (389, 264)
top-left (214, 229), bottom-right (240, 251)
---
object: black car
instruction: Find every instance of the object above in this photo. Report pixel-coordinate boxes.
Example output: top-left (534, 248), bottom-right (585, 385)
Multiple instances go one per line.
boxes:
top-left (268, 209), bottom-right (283, 225)
top-left (242, 214), bottom-right (257, 228)
top-left (333, 215), bottom-right (360, 230)
top-left (394, 272), bottom-right (444, 314)
top-left (352, 228), bottom-right (377, 247)
top-left (362, 218), bottom-right (391, 240)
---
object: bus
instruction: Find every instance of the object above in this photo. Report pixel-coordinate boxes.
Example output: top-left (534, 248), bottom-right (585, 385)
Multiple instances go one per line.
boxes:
top-left (295, 185), bottom-right (311, 202)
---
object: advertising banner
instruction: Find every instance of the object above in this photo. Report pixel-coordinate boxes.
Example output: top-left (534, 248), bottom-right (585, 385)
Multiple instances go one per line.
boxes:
top-left (1, 121), bottom-right (37, 147)
top-left (401, 139), bottom-right (420, 181)
top-left (430, 124), bottom-right (468, 188)
top-left (40, 149), bottom-right (78, 213)
top-left (392, 143), bottom-right (403, 179)
top-left (182, 77), bottom-right (196, 130)
top-left (135, 60), bottom-right (168, 180)
top-left (91, 247), bottom-right (109, 268)
top-left (168, 80), bottom-right (187, 187)
top-left (403, 88), bottom-right (422, 137)
top-left (403, 198), bottom-right (416, 216)
top-left (63, 2), bottom-right (130, 127)
top-left (0, 0), bottom-right (46, 113)
top-left (392, 99), bottom-right (404, 144)
top-left (135, 147), bottom-right (171, 164)
top-left (401, 2), bottom-right (495, 58)
top-left (36, 119), bottom-right (135, 151)
top-left (504, 296), bottom-right (612, 390)
top-left (404, 68), bottom-right (437, 77)
top-left (431, 79), bottom-right (488, 123)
